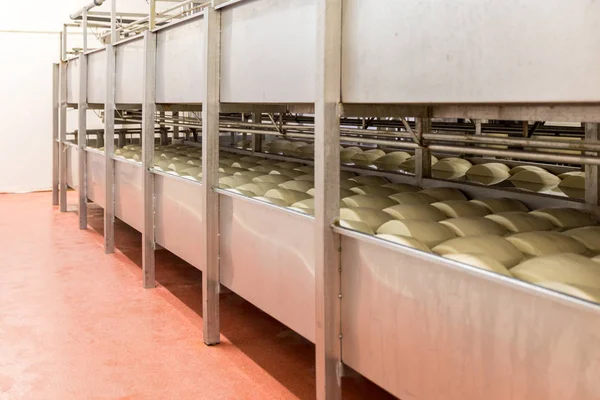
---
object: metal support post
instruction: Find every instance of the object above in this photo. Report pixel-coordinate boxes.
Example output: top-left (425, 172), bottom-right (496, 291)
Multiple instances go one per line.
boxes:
top-left (142, 30), bottom-right (157, 289)
top-left (173, 111), bottom-right (180, 139)
top-left (59, 62), bottom-right (68, 212)
top-left (201, 3), bottom-right (221, 346)
top-left (52, 63), bottom-right (60, 206)
top-left (522, 121), bottom-right (528, 137)
top-left (251, 112), bottom-right (262, 152)
top-left (585, 123), bottom-right (600, 206)
top-left (118, 131), bottom-right (126, 148)
top-left (104, 43), bottom-right (116, 254)
top-left (315, 0), bottom-right (343, 398)
top-left (78, 52), bottom-right (88, 229)
top-left (415, 118), bottom-right (432, 185)
top-left (475, 119), bottom-right (482, 135)
top-left (159, 111), bottom-right (168, 145)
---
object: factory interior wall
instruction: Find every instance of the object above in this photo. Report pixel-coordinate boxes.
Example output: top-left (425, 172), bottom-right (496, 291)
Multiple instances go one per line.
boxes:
top-left (0, 0), bottom-right (151, 193)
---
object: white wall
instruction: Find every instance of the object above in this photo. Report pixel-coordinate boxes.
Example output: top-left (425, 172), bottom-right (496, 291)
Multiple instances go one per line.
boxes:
top-left (0, 0), bottom-right (150, 193)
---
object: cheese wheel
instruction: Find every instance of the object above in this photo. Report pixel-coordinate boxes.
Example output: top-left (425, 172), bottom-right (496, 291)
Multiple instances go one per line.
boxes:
top-left (444, 254), bottom-right (513, 277)
top-left (256, 159), bottom-right (280, 166)
top-left (154, 160), bottom-right (171, 171)
top-left (382, 204), bottom-right (447, 221)
top-left (219, 175), bottom-right (253, 189)
top-left (373, 151), bottom-right (412, 170)
top-left (592, 255), bottom-right (600, 264)
top-left (231, 161), bottom-right (259, 169)
top-left (306, 187), bottom-right (353, 199)
top-left (558, 176), bottom-right (585, 199)
top-left (234, 171), bottom-right (265, 179)
top-left (559, 171), bottom-right (585, 179)
top-left (509, 165), bottom-right (548, 175)
top-left (186, 158), bottom-right (202, 166)
top-left (294, 166), bottom-right (315, 174)
top-left (509, 170), bottom-right (560, 192)
top-left (349, 175), bottom-right (390, 186)
top-left (563, 226), bottom-right (600, 252)
top-left (470, 198), bottom-right (529, 213)
top-left (511, 253), bottom-right (600, 289)
top-left (431, 200), bottom-right (490, 218)
top-left (351, 152), bottom-right (384, 167)
top-left (248, 165), bottom-right (274, 173)
top-left (218, 158), bottom-right (236, 167)
top-left (529, 208), bottom-right (597, 230)
top-left (219, 166), bottom-right (248, 175)
top-left (270, 169), bottom-right (305, 179)
top-left (465, 164), bottom-right (511, 185)
top-left (506, 231), bottom-right (587, 257)
top-left (432, 235), bottom-right (524, 268)
top-left (297, 144), bottom-right (315, 156)
top-left (238, 155), bottom-right (261, 163)
top-left (440, 217), bottom-right (508, 237)
top-left (340, 147), bottom-right (363, 162)
top-left (376, 220), bottom-right (455, 248)
top-left (252, 175), bottom-right (290, 184)
top-left (340, 171), bottom-right (358, 180)
top-left (159, 152), bottom-right (177, 160)
top-left (350, 186), bottom-right (397, 197)
top-left (382, 183), bottom-right (421, 193)
top-left (180, 167), bottom-right (202, 178)
top-left (264, 189), bottom-right (312, 206)
top-left (485, 212), bottom-right (554, 233)
top-left (288, 207), bottom-right (314, 216)
top-left (291, 198), bottom-right (315, 209)
top-left (172, 155), bottom-right (193, 164)
top-left (375, 234), bottom-right (432, 253)
top-left (340, 207), bottom-right (394, 231)
top-left (432, 159), bottom-right (472, 180)
top-left (399, 156), bottom-right (439, 173)
top-left (236, 182), bottom-right (279, 196)
top-left (295, 174), bottom-right (315, 182)
top-left (535, 281), bottom-right (600, 304)
top-left (340, 180), bottom-right (360, 189)
top-left (235, 140), bottom-right (252, 149)
top-left (253, 196), bottom-right (289, 207)
top-left (168, 161), bottom-right (191, 173)
top-left (420, 187), bottom-right (467, 201)
top-left (339, 219), bottom-right (376, 235)
top-left (342, 195), bottom-right (397, 210)
top-left (388, 192), bottom-right (438, 205)
top-left (275, 162), bottom-right (304, 170)
top-left (278, 180), bottom-right (314, 193)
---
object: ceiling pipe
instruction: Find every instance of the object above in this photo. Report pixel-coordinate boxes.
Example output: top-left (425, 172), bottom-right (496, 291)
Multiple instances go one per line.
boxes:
top-left (70, 0), bottom-right (106, 20)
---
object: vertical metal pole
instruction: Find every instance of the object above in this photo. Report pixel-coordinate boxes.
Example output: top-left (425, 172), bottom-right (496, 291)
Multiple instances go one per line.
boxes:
top-left (82, 8), bottom-right (88, 52)
top-left (522, 121), bottom-right (528, 137)
top-left (77, 54), bottom-right (88, 229)
top-left (104, 43), bottom-right (116, 254)
top-left (315, 0), bottom-right (342, 398)
top-left (149, 0), bottom-right (156, 30)
top-left (201, 3), bottom-right (221, 346)
top-left (475, 119), bottom-right (482, 135)
top-left (251, 112), bottom-right (263, 153)
top-left (142, 30), bottom-right (157, 289)
top-left (173, 111), bottom-right (180, 140)
top-left (59, 62), bottom-right (68, 212)
top-left (159, 111), bottom-right (168, 145)
top-left (111, 0), bottom-right (117, 43)
top-left (118, 130), bottom-right (126, 148)
top-left (415, 118), bottom-right (432, 186)
top-left (585, 123), bottom-right (599, 206)
top-left (62, 25), bottom-right (68, 61)
top-left (52, 63), bottom-right (60, 206)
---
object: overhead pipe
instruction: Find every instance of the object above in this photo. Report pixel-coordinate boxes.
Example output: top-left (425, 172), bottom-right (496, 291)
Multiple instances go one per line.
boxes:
top-left (70, 0), bottom-right (106, 20)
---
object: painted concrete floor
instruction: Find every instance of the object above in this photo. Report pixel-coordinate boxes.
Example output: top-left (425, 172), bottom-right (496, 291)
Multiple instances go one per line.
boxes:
top-left (0, 192), bottom-right (396, 400)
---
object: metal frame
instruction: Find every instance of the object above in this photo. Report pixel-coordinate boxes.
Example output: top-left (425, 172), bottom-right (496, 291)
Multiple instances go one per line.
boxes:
top-left (78, 51), bottom-right (89, 229)
top-left (59, 61), bottom-right (68, 212)
top-left (52, 63), bottom-right (60, 206)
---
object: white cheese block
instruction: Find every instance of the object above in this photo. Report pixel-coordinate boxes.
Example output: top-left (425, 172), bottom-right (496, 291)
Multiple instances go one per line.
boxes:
top-left (485, 212), bottom-right (554, 233)
top-left (506, 231), bottom-right (587, 257)
top-left (431, 159), bottom-right (472, 180)
top-left (340, 207), bottom-right (394, 231)
top-left (433, 235), bottom-right (524, 268)
top-left (509, 170), bottom-right (560, 192)
top-left (375, 234), bottom-right (432, 253)
top-left (382, 204), bottom-right (447, 221)
top-left (373, 151), bottom-right (412, 170)
top-left (465, 164), bottom-right (511, 185)
top-left (444, 254), bottom-right (513, 277)
top-left (376, 220), bottom-right (455, 248)
top-left (511, 253), bottom-right (600, 289)
top-left (509, 165), bottom-right (548, 175)
top-left (431, 200), bottom-right (491, 218)
top-left (440, 217), bottom-right (508, 237)
top-left (529, 208), bottom-right (597, 230)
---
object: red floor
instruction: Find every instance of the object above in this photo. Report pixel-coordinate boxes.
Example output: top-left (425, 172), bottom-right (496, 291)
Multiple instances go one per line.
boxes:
top-left (0, 192), bottom-right (396, 400)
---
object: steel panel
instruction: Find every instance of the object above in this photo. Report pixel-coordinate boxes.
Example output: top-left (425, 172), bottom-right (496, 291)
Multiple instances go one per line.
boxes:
top-left (342, 0), bottom-right (600, 104)
top-left (86, 150), bottom-right (106, 208)
top-left (115, 38), bottom-right (144, 105)
top-left (220, 0), bottom-right (317, 103)
top-left (340, 234), bottom-right (600, 400)
top-left (87, 50), bottom-right (107, 104)
top-left (114, 159), bottom-right (143, 232)
top-left (156, 17), bottom-right (205, 104)
top-left (66, 58), bottom-right (80, 104)
top-left (154, 174), bottom-right (204, 269)
top-left (66, 144), bottom-right (79, 189)
top-left (219, 195), bottom-right (316, 341)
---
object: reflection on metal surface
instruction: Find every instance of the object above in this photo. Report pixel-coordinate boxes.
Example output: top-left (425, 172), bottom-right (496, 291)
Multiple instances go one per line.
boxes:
top-left (220, 194), bottom-right (316, 341)
top-left (340, 234), bottom-right (600, 400)
top-left (156, 17), bottom-right (205, 104)
top-left (115, 38), bottom-right (144, 104)
top-left (220, 0), bottom-right (317, 103)
top-left (86, 149), bottom-right (106, 208)
top-left (114, 159), bottom-right (143, 231)
top-left (154, 174), bottom-right (204, 269)
top-left (66, 144), bottom-right (79, 189)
